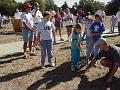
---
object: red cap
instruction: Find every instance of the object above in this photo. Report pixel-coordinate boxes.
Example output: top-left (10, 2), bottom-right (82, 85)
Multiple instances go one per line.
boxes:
top-left (24, 3), bottom-right (32, 8)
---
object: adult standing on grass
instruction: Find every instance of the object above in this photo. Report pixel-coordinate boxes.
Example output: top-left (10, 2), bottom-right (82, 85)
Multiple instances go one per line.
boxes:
top-left (20, 3), bottom-right (35, 58)
top-left (76, 8), bottom-right (85, 23)
top-left (116, 7), bottom-right (120, 35)
top-left (31, 2), bottom-right (43, 52)
top-left (36, 11), bottom-right (56, 68)
top-left (109, 15), bottom-right (117, 33)
top-left (54, 9), bottom-right (64, 41)
top-left (65, 8), bottom-right (74, 42)
top-left (78, 38), bottom-right (120, 84)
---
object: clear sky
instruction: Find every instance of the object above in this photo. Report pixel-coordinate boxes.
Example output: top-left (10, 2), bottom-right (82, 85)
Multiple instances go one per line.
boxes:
top-left (54, 0), bottom-right (111, 7)
top-left (14, 0), bottom-right (25, 3)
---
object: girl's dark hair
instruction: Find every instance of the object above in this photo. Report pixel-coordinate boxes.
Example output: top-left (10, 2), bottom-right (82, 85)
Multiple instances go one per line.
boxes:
top-left (43, 11), bottom-right (51, 17)
top-left (74, 23), bottom-right (82, 29)
top-left (95, 14), bottom-right (101, 18)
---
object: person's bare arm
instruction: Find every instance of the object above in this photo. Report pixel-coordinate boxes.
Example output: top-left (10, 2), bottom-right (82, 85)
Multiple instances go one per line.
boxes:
top-left (52, 30), bottom-right (56, 44)
top-left (107, 63), bottom-right (119, 83)
top-left (84, 59), bottom-right (96, 71)
top-left (78, 59), bottom-right (97, 74)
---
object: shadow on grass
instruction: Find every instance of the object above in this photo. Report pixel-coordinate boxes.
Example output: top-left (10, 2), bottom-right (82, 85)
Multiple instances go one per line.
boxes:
top-left (116, 44), bottom-right (120, 47)
top-left (78, 75), bottom-right (120, 90)
top-left (102, 34), bottom-right (120, 38)
top-left (103, 31), bottom-right (118, 34)
top-left (27, 61), bottom-right (80, 90)
top-left (0, 52), bottom-right (24, 64)
top-left (60, 46), bottom-right (71, 50)
top-left (0, 30), bottom-right (16, 35)
top-left (0, 66), bottom-right (42, 82)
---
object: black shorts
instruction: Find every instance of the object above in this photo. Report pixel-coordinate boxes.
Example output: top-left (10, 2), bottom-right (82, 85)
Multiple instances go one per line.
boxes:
top-left (66, 25), bottom-right (73, 28)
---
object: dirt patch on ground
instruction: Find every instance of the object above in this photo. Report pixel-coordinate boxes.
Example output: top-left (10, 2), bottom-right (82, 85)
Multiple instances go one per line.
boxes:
top-left (0, 36), bottom-right (120, 90)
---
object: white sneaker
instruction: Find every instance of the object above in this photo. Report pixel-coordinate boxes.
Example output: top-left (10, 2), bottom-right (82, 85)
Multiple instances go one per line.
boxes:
top-left (71, 65), bottom-right (75, 71)
top-left (41, 65), bottom-right (45, 69)
top-left (29, 51), bottom-right (36, 56)
top-left (94, 62), bottom-right (98, 67)
top-left (49, 63), bottom-right (55, 67)
top-left (35, 46), bottom-right (40, 50)
top-left (23, 52), bottom-right (28, 59)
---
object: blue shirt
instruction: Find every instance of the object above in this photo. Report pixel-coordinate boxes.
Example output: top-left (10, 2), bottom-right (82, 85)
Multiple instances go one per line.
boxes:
top-left (71, 32), bottom-right (81, 49)
top-left (89, 21), bottom-right (105, 42)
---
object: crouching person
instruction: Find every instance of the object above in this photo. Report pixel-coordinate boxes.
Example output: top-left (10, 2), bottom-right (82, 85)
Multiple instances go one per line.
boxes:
top-left (78, 38), bottom-right (120, 84)
top-left (36, 11), bottom-right (56, 69)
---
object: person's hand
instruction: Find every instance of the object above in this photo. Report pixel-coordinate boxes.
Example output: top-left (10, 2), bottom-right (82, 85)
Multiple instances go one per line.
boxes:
top-left (106, 76), bottom-right (113, 84)
top-left (77, 70), bottom-right (86, 75)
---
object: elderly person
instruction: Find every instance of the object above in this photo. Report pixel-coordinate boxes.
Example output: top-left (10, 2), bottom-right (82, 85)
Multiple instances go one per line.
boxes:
top-left (78, 38), bottom-right (120, 84)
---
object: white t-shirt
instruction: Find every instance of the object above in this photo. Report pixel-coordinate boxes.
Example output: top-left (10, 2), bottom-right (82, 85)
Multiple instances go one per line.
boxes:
top-left (31, 9), bottom-right (43, 23)
top-left (14, 12), bottom-right (22, 19)
top-left (20, 12), bottom-right (33, 28)
top-left (65, 13), bottom-right (73, 26)
top-left (116, 11), bottom-right (120, 22)
top-left (37, 20), bottom-right (55, 40)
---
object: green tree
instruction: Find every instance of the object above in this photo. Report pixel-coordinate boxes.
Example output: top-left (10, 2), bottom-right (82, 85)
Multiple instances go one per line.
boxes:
top-left (0, 0), bottom-right (17, 16)
top-left (106, 0), bottom-right (120, 15)
top-left (71, 2), bottom-right (78, 15)
top-left (45, 0), bottom-right (57, 10)
top-left (71, 0), bottom-right (105, 15)
top-left (61, 1), bottom-right (69, 10)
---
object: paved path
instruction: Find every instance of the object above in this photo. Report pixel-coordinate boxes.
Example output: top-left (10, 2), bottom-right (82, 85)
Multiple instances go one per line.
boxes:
top-left (0, 28), bottom-right (119, 57)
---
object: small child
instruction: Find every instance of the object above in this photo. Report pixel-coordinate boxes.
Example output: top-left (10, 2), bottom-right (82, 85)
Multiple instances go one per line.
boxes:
top-left (36, 11), bottom-right (56, 68)
top-left (89, 14), bottom-right (105, 60)
top-left (71, 23), bottom-right (82, 71)
top-left (82, 16), bottom-right (93, 63)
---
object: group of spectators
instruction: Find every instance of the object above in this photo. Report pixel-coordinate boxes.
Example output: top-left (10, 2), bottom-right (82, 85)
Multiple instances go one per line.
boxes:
top-left (8, 2), bottom-right (120, 85)
top-left (0, 13), bottom-right (11, 28)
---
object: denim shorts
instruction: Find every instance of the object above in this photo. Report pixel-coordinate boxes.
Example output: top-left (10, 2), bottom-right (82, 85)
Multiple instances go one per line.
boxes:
top-left (21, 27), bottom-right (33, 43)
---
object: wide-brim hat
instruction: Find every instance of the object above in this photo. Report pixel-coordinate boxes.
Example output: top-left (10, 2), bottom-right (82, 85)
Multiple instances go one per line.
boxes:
top-left (24, 3), bottom-right (32, 8)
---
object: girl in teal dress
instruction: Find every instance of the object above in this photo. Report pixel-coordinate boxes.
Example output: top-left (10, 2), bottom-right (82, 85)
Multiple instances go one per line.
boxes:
top-left (71, 23), bottom-right (82, 71)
